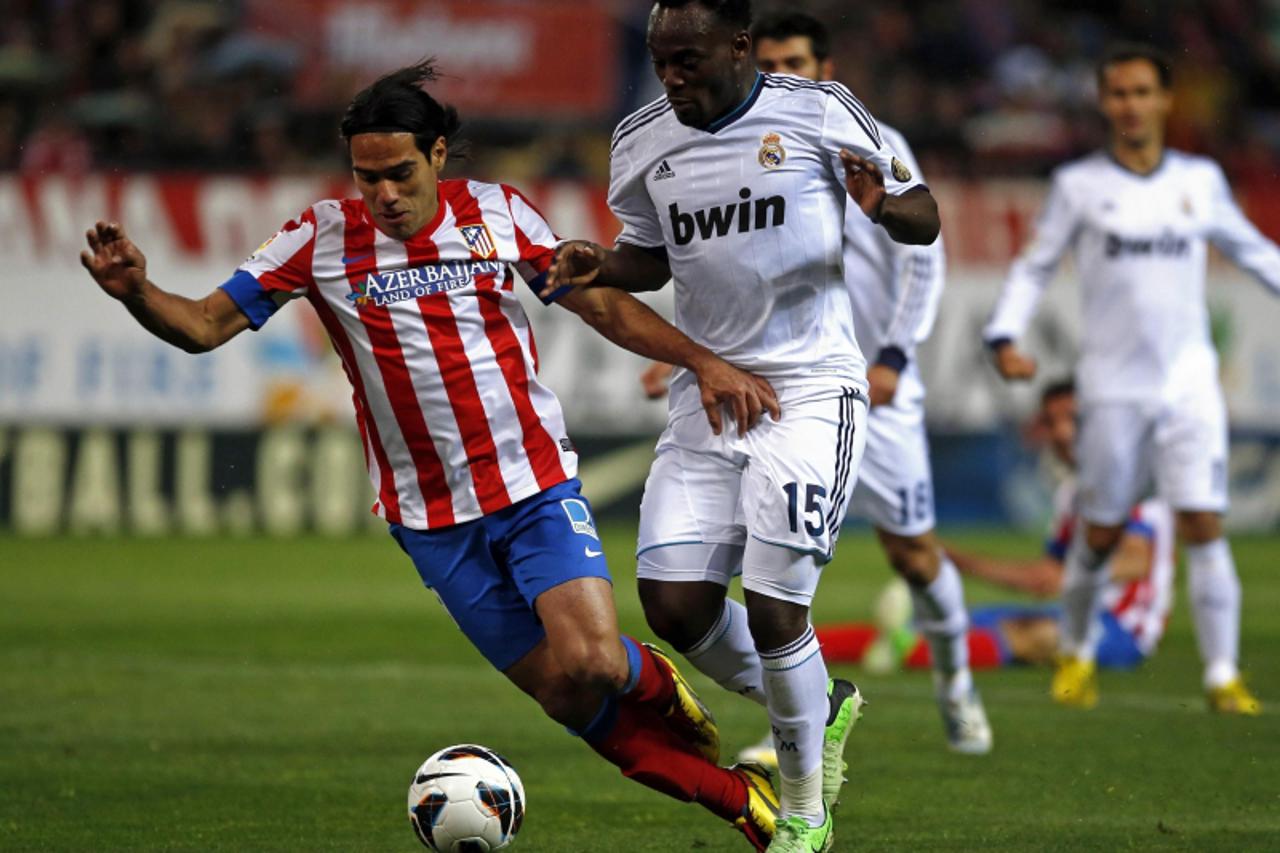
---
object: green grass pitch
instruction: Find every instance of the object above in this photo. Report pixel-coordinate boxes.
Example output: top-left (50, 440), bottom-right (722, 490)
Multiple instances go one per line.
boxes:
top-left (2, 527), bottom-right (1278, 851)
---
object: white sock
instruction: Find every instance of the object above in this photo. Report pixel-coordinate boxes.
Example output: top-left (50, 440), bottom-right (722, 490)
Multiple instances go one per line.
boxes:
top-left (1059, 531), bottom-right (1110, 661)
top-left (683, 598), bottom-right (767, 706)
top-left (1186, 539), bottom-right (1241, 689)
top-left (908, 555), bottom-right (972, 701)
top-left (759, 626), bottom-right (827, 824)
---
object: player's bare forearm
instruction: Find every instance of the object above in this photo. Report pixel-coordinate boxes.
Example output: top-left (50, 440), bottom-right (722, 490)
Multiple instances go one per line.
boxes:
top-left (544, 240), bottom-right (670, 296)
top-left (877, 187), bottom-right (941, 245)
top-left (946, 547), bottom-right (1063, 598)
top-left (120, 282), bottom-right (249, 354)
top-left (561, 287), bottom-right (710, 370)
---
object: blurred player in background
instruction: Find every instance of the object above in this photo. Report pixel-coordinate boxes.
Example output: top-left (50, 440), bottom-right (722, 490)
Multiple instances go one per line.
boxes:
top-left (825, 381), bottom-right (1175, 676)
top-left (80, 60), bottom-right (792, 847)
top-left (548, 1), bottom-right (941, 849)
top-left (985, 43), bottom-right (1278, 714)
top-left (640, 8), bottom-right (989, 756)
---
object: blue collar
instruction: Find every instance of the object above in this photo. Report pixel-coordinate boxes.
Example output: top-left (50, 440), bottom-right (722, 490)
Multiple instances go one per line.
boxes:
top-left (704, 73), bottom-right (764, 134)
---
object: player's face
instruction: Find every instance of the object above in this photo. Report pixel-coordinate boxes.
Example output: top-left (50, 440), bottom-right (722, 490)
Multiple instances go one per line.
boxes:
top-left (1099, 60), bottom-right (1172, 148)
top-left (350, 133), bottom-right (448, 241)
top-left (1041, 393), bottom-right (1078, 469)
top-left (754, 36), bottom-right (832, 82)
top-left (647, 4), bottom-right (752, 129)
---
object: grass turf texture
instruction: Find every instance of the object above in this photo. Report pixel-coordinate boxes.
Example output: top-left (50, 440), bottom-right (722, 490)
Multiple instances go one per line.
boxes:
top-left (1, 527), bottom-right (1277, 852)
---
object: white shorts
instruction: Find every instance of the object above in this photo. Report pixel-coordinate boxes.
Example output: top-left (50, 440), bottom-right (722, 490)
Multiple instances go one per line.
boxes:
top-left (845, 396), bottom-right (935, 537)
top-left (1077, 392), bottom-right (1229, 525)
top-left (636, 382), bottom-right (869, 606)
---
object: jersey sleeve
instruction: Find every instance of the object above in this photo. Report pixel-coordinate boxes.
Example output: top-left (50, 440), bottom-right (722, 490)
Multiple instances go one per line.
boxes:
top-left (1206, 163), bottom-right (1280, 296)
top-left (607, 139), bottom-right (665, 251)
top-left (819, 84), bottom-right (923, 198)
top-left (502, 185), bottom-right (568, 304)
top-left (219, 208), bottom-right (317, 330)
top-left (879, 130), bottom-right (946, 360)
top-left (983, 171), bottom-right (1081, 345)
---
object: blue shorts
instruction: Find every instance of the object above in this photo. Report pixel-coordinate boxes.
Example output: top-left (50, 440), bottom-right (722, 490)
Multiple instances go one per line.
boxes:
top-left (390, 479), bottom-right (611, 671)
top-left (969, 604), bottom-right (1146, 670)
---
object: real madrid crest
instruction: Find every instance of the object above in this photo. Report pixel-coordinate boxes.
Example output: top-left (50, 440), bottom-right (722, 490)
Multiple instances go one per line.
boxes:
top-left (758, 132), bottom-right (786, 169)
top-left (891, 157), bottom-right (912, 182)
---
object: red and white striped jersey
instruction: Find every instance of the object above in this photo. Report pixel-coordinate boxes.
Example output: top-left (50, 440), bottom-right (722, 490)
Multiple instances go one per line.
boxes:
top-left (220, 179), bottom-right (577, 530)
top-left (1047, 480), bottom-right (1175, 654)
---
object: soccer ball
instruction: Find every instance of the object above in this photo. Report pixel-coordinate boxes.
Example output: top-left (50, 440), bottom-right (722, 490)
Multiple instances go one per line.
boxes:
top-left (408, 744), bottom-right (525, 852)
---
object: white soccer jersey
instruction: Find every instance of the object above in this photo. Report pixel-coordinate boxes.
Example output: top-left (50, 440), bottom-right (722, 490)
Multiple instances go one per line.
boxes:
top-left (843, 123), bottom-right (946, 408)
top-left (220, 179), bottom-right (577, 530)
top-left (1048, 481), bottom-right (1175, 655)
top-left (985, 150), bottom-right (1280, 405)
top-left (609, 72), bottom-right (923, 393)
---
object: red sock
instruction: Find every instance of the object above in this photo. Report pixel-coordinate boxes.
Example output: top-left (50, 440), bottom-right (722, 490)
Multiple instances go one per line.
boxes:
top-left (904, 630), bottom-right (1004, 669)
top-left (621, 636), bottom-right (675, 711)
top-left (814, 623), bottom-right (879, 663)
top-left (582, 697), bottom-right (745, 823)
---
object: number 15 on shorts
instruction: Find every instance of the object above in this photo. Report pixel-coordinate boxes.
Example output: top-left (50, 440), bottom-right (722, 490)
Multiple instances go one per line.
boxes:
top-left (784, 481), bottom-right (827, 536)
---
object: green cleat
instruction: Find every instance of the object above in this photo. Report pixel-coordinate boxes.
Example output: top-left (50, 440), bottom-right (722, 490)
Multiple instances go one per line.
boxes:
top-left (822, 678), bottom-right (865, 810)
top-left (766, 808), bottom-right (833, 853)
top-left (731, 761), bottom-right (780, 852)
top-left (644, 643), bottom-right (721, 763)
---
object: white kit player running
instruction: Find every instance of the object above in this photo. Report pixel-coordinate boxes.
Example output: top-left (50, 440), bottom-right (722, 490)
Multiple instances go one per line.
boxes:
top-left (546, 2), bottom-right (941, 850)
top-left (749, 10), bottom-right (990, 755)
top-left (985, 43), bottom-right (1278, 714)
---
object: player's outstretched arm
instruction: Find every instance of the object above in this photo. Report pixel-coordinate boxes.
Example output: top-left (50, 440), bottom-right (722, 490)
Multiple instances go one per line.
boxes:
top-left (559, 287), bottom-right (779, 436)
top-left (542, 240), bottom-right (670, 297)
top-left (839, 150), bottom-right (940, 245)
top-left (945, 545), bottom-right (1062, 599)
top-left (81, 221), bottom-right (249, 353)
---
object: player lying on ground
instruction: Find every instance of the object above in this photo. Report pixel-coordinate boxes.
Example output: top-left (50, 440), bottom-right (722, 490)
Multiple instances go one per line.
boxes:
top-left (640, 8), bottom-right (990, 756)
top-left (985, 42), bottom-right (1274, 714)
top-left (80, 60), bottom-right (787, 850)
top-left (815, 381), bottom-right (1175, 674)
top-left (547, 1), bottom-right (941, 850)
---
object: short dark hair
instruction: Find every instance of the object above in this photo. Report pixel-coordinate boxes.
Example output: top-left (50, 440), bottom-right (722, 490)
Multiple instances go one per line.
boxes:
top-left (340, 59), bottom-right (462, 157)
top-left (1097, 42), bottom-right (1173, 89)
top-left (653, 0), bottom-right (752, 30)
top-left (750, 11), bottom-right (829, 61)
top-left (1040, 378), bottom-right (1076, 407)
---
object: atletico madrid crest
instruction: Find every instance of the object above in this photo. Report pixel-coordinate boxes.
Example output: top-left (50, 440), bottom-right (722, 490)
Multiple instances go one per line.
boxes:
top-left (460, 224), bottom-right (497, 259)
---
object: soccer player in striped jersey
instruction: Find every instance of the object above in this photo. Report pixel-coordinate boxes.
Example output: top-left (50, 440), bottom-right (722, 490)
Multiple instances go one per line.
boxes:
top-left (643, 8), bottom-right (990, 757)
top-left (80, 61), bottom-right (787, 849)
top-left (547, 2), bottom-right (941, 849)
top-left (986, 43), bottom-right (1276, 714)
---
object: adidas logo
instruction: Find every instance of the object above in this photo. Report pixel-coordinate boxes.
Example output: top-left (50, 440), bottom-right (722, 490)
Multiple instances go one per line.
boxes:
top-left (653, 159), bottom-right (675, 181)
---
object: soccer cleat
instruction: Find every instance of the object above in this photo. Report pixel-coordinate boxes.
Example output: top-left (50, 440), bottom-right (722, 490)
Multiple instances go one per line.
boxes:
top-left (1051, 655), bottom-right (1099, 709)
top-left (644, 643), bottom-right (721, 763)
top-left (736, 730), bottom-right (779, 776)
top-left (766, 808), bottom-right (834, 853)
top-left (1207, 678), bottom-right (1261, 716)
top-left (731, 761), bottom-right (780, 852)
top-left (822, 678), bottom-right (865, 809)
top-left (937, 685), bottom-right (993, 755)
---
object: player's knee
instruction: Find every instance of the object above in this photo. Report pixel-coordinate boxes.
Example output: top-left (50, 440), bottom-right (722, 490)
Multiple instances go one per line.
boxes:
top-left (1177, 511), bottom-right (1222, 544)
top-left (743, 593), bottom-right (810, 651)
top-left (639, 582), bottom-right (719, 651)
top-left (885, 537), bottom-right (939, 586)
top-left (554, 636), bottom-right (629, 694)
top-left (1084, 523), bottom-right (1125, 554)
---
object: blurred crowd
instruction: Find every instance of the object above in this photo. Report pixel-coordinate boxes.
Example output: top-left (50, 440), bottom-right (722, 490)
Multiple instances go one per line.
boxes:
top-left (3, 0), bottom-right (1279, 181)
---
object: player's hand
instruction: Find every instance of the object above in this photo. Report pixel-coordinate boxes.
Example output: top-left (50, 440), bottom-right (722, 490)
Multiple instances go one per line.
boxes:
top-left (80, 221), bottom-right (147, 301)
top-left (641, 361), bottom-right (675, 400)
top-left (867, 364), bottom-right (899, 407)
top-left (992, 342), bottom-right (1037, 381)
top-left (690, 354), bottom-right (781, 437)
top-left (839, 149), bottom-right (887, 221)
top-left (543, 240), bottom-right (606, 298)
